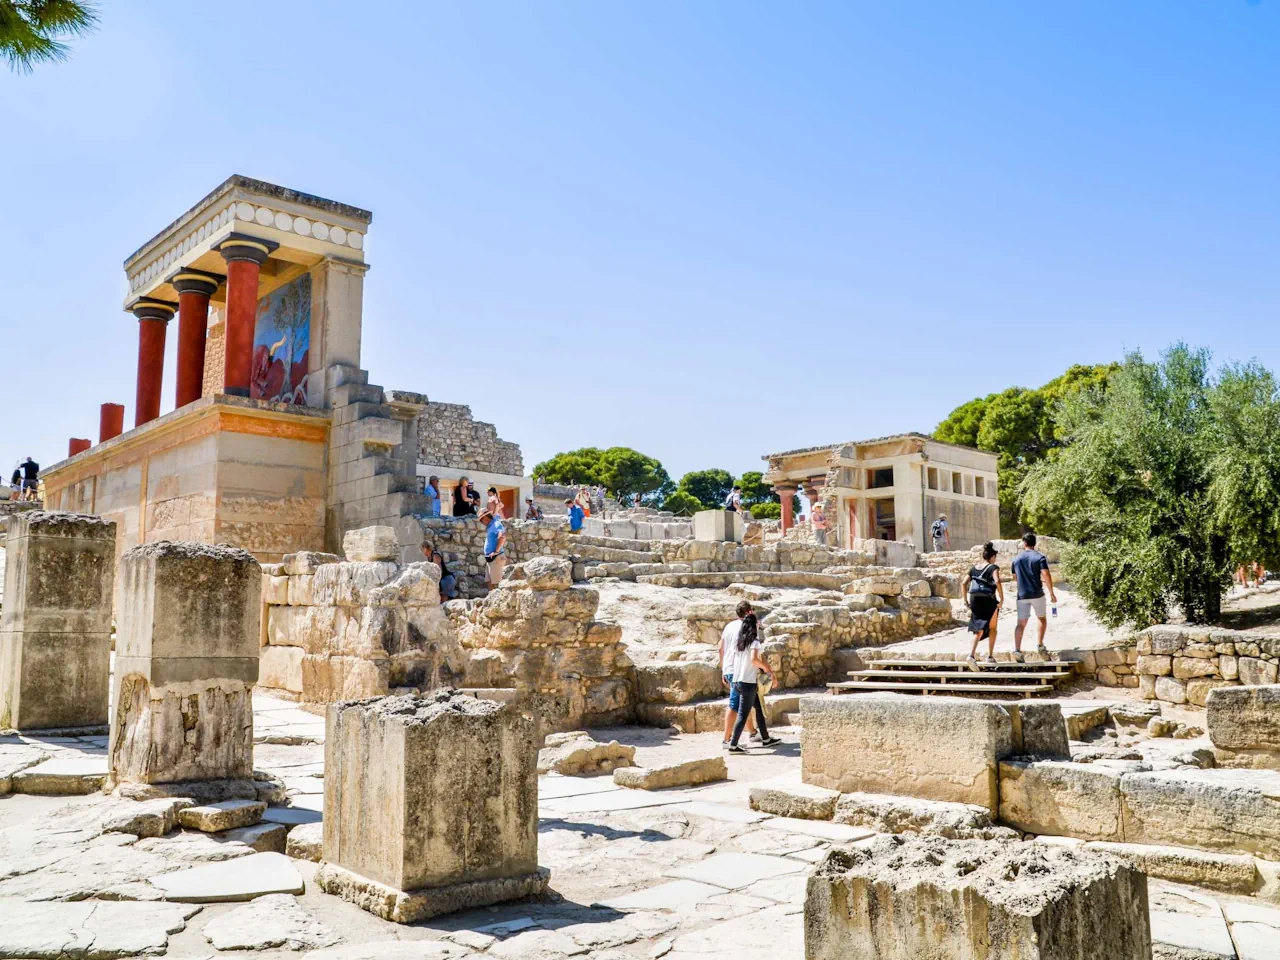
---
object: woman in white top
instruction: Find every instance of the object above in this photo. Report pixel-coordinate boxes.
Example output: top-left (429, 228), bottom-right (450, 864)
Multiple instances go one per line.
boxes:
top-left (727, 612), bottom-right (782, 752)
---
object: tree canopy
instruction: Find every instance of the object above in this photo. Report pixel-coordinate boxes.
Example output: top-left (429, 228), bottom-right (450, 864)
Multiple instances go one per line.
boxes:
top-left (1021, 345), bottom-right (1280, 628)
top-left (532, 446), bottom-right (670, 501)
top-left (674, 469), bottom-right (735, 510)
top-left (1, 0), bottom-right (97, 72)
top-left (934, 363), bottom-right (1118, 535)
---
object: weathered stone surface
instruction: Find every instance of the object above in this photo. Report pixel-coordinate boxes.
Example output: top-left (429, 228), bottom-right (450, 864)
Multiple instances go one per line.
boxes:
top-left (203, 893), bottom-right (340, 950)
top-left (1109, 700), bottom-right (1162, 725)
top-left (1137, 655), bottom-right (1173, 677)
top-left (998, 760), bottom-right (1125, 841)
top-left (149, 851), bottom-right (305, 902)
top-left (1121, 768), bottom-right (1280, 859)
top-left (613, 756), bottom-right (727, 790)
top-left (110, 541), bottom-right (260, 786)
top-left (0, 511), bottom-right (116, 731)
top-left (1155, 676), bottom-right (1187, 704)
top-left (1187, 678), bottom-right (1236, 707)
top-left (1082, 841), bottom-right (1259, 894)
top-left (1009, 702), bottom-right (1071, 759)
top-left (1207, 684), bottom-right (1280, 751)
top-left (221, 822), bottom-right (288, 854)
top-left (286, 821), bottom-right (324, 861)
top-left (536, 732), bottom-right (636, 775)
top-left (748, 773), bottom-right (839, 821)
top-left (1240, 657), bottom-right (1280, 687)
top-left (100, 797), bottom-right (193, 838)
top-left (0, 900), bottom-right (200, 959)
top-left (834, 791), bottom-right (1018, 840)
top-left (178, 799), bottom-right (266, 833)
top-left (805, 835), bottom-right (1151, 960)
top-left (10, 755), bottom-right (108, 795)
top-left (324, 691), bottom-right (541, 914)
top-left (801, 694), bottom-right (1013, 811)
top-left (343, 525), bottom-right (400, 562)
top-left (634, 661), bottom-right (721, 705)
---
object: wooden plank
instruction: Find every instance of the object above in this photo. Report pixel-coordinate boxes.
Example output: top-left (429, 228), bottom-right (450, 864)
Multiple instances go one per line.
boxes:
top-left (827, 681), bottom-right (1053, 695)
top-left (848, 669), bottom-right (1069, 680)
top-left (864, 660), bottom-right (1077, 670)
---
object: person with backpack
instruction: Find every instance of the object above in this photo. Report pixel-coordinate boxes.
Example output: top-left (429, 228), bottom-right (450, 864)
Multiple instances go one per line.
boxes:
top-left (727, 611), bottom-right (782, 753)
top-left (931, 514), bottom-right (951, 552)
top-left (962, 541), bottom-right (1004, 670)
top-left (724, 486), bottom-right (743, 513)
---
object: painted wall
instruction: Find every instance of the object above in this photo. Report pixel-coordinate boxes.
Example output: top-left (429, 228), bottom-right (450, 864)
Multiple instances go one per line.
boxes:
top-left (252, 272), bottom-right (311, 406)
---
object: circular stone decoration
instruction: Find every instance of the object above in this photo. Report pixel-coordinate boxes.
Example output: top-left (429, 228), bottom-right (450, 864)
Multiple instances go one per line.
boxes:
top-left (293, 216), bottom-right (311, 236)
top-left (311, 221), bottom-right (329, 241)
top-left (235, 202), bottom-right (255, 221)
top-left (274, 211), bottom-right (292, 231)
top-left (255, 206), bottom-right (274, 226)
top-left (329, 225), bottom-right (347, 245)
top-left (347, 231), bottom-right (363, 249)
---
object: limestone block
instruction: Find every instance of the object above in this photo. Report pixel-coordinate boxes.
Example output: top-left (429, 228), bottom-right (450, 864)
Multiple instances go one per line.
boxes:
top-left (692, 510), bottom-right (744, 544)
top-left (1121, 768), bottom-right (1280, 859)
top-left (847, 577), bottom-right (902, 597)
top-left (288, 575), bottom-right (314, 606)
top-left (1109, 700), bottom-right (1162, 726)
top-left (901, 579), bottom-right (931, 598)
top-left (924, 572), bottom-right (963, 599)
top-left (1094, 647), bottom-right (1127, 667)
top-left (264, 575), bottom-right (290, 605)
top-left (1139, 674), bottom-right (1157, 699)
top-left (805, 836), bottom-right (1151, 960)
top-left (1185, 641), bottom-right (1218, 658)
top-left (1172, 656), bottom-right (1219, 681)
top-left (259, 645), bottom-right (304, 695)
top-left (283, 551), bottom-right (341, 575)
top-left (613, 756), bottom-right (727, 790)
top-left (504, 556), bottom-right (573, 591)
top-left (834, 791), bottom-right (1017, 840)
top-left (1187, 677), bottom-right (1235, 706)
top-left (998, 760), bottom-right (1125, 841)
top-left (1008, 702), bottom-right (1071, 759)
top-left (301, 654), bottom-right (388, 702)
top-left (748, 773), bottom-right (839, 820)
top-left (321, 691), bottom-right (544, 921)
top-left (1136, 655), bottom-right (1172, 676)
top-left (800, 694), bottom-right (1013, 811)
top-left (1240, 657), bottom-right (1280, 686)
top-left (312, 561), bottom-right (399, 606)
top-left (536, 732), bottom-right (636, 775)
top-left (1154, 676), bottom-right (1187, 703)
top-left (0, 511), bottom-right (116, 730)
top-left (178, 799), bottom-right (266, 832)
top-left (634, 661), bottom-right (722, 705)
top-left (1207, 684), bottom-right (1280, 751)
top-left (286, 821), bottom-right (324, 862)
top-left (1081, 841), bottom-right (1259, 894)
top-left (1220, 654), bottom-right (1239, 680)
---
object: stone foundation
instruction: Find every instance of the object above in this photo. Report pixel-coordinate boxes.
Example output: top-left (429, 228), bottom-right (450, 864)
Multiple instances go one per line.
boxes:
top-left (1093, 624), bottom-right (1280, 703)
top-left (0, 511), bottom-right (116, 730)
top-left (805, 835), bottom-right (1151, 960)
top-left (1207, 683), bottom-right (1280, 768)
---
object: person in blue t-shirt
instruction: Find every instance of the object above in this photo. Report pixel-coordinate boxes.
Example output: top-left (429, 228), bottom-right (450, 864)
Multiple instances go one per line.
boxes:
top-left (566, 498), bottom-right (585, 533)
top-left (481, 510), bottom-right (506, 587)
top-left (425, 475), bottom-right (442, 517)
top-left (1011, 532), bottom-right (1057, 661)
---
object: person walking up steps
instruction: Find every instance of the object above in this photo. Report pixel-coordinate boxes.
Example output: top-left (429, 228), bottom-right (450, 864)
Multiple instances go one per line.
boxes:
top-left (1012, 532), bottom-right (1056, 661)
top-left (727, 611), bottom-right (781, 753)
top-left (962, 541), bottom-right (1004, 670)
top-left (719, 600), bottom-right (759, 748)
top-left (931, 514), bottom-right (951, 552)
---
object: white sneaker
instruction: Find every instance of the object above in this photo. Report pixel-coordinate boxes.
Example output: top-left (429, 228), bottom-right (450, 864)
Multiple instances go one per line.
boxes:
top-left (965, 655), bottom-right (979, 673)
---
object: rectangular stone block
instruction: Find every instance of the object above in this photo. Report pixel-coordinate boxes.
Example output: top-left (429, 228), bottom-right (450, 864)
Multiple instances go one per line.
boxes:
top-left (343, 525), bottom-right (399, 562)
top-left (1007, 702), bottom-right (1071, 759)
top-left (323, 691), bottom-right (539, 894)
top-left (805, 835), bottom-right (1151, 960)
top-left (1208, 683), bottom-right (1280, 752)
top-left (998, 760), bottom-right (1124, 841)
top-left (800, 694), bottom-right (1013, 811)
top-left (1120, 768), bottom-right (1280, 860)
top-left (0, 511), bottom-right (116, 730)
top-left (692, 509), bottom-right (744, 543)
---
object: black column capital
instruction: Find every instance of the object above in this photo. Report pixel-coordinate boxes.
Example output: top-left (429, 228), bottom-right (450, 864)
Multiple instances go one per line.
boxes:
top-left (214, 232), bottom-right (280, 265)
top-left (168, 267), bottom-right (224, 298)
top-left (128, 297), bottom-right (179, 323)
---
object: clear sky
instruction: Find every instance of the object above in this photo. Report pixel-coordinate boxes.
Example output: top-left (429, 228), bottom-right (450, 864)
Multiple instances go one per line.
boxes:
top-left (2, 1), bottom-right (1277, 482)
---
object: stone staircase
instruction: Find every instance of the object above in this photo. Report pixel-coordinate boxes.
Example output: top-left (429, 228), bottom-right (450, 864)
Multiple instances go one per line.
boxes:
top-left (828, 658), bottom-right (1078, 698)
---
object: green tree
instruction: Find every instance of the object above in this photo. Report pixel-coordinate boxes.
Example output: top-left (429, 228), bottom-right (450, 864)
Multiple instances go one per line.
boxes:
top-left (676, 469), bottom-right (735, 509)
top-left (1022, 345), bottom-right (1280, 629)
top-left (532, 446), bottom-right (669, 501)
top-left (1, 0), bottom-right (97, 72)
top-left (533, 448), bottom-right (608, 487)
top-left (737, 471), bottom-right (770, 506)
top-left (662, 490), bottom-right (704, 517)
top-left (749, 502), bottom-right (782, 519)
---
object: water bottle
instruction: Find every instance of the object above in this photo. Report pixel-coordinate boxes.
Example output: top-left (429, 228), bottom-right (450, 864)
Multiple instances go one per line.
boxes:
top-left (1051, 605), bottom-right (1058, 618)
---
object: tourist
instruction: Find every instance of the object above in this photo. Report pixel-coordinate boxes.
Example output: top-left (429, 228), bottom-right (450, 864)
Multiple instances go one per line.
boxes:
top-left (727, 611), bottom-right (782, 753)
top-left (9, 464), bottom-right (21, 500)
top-left (724, 485), bottom-right (743, 513)
top-left (425, 476), bottom-right (442, 517)
top-left (576, 486), bottom-right (592, 518)
top-left (962, 542), bottom-right (1004, 670)
top-left (487, 486), bottom-right (504, 518)
top-left (720, 600), bottom-right (759, 747)
top-left (19, 456), bottom-right (38, 501)
top-left (812, 503), bottom-right (827, 545)
top-left (931, 514), bottom-right (951, 552)
top-left (634, 492), bottom-right (643, 509)
top-left (480, 510), bottom-right (506, 586)
top-left (566, 497), bottom-right (585, 533)
top-left (435, 551), bottom-right (458, 601)
top-left (1012, 532), bottom-right (1056, 660)
top-left (525, 497), bottom-right (542, 520)
top-left (453, 477), bottom-right (476, 516)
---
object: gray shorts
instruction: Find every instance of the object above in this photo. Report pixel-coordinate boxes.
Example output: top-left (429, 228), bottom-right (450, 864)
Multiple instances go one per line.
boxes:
top-left (1017, 596), bottom-right (1047, 620)
top-left (933, 536), bottom-right (947, 552)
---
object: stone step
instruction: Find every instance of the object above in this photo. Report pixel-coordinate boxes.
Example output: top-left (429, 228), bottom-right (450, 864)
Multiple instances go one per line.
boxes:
top-left (330, 381), bottom-right (384, 406)
top-left (865, 659), bottom-right (1078, 670)
top-left (828, 680), bottom-right (1054, 697)
top-left (344, 401), bottom-right (395, 422)
top-left (849, 668), bottom-right (1072, 680)
top-left (568, 543), bottom-right (662, 564)
top-left (638, 571), bottom-right (848, 590)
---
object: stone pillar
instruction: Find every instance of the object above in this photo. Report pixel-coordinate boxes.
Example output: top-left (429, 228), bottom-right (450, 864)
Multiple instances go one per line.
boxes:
top-left (214, 235), bottom-right (278, 398)
top-left (775, 484), bottom-right (797, 533)
top-left (169, 268), bottom-right (222, 409)
top-left (316, 691), bottom-right (549, 922)
top-left (131, 298), bottom-right (177, 427)
top-left (68, 438), bottom-right (90, 457)
top-left (109, 541), bottom-right (260, 786)
top-left (0, 512), bottom-right (116, 730)
top-left (99, 402), bottom-right (124, 443)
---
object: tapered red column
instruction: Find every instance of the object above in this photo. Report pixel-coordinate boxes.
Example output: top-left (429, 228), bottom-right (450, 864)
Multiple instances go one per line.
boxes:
top-left (214, 235), bottom-right (278, 398)
top-left (775, 483), bottom-right (797, 533)
top-left (130, 298), bottom-right (177, 427)
top-left (69, 438), bottom-right (90, 457)
top-left (99, 402), bottom-right (124, 442)
top-left (169, 269), bottom-right (223, 408)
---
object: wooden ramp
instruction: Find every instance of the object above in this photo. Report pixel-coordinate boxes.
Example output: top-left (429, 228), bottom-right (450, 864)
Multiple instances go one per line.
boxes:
top-left (827, 658), bottom-right (1077, 699)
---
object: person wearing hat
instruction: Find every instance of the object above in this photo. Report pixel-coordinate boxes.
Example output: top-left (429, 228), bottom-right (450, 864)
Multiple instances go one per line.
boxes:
top-left (931, 513), bottom-right (951, 552)
top-left (480, 509), bottom-right (507, 587)
top-left (524, 497), bottom-right (542, 520)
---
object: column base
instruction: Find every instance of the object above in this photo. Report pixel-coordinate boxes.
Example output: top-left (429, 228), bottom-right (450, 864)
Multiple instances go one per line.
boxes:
top-left (112, 774), bottom-right (286, 805)
top-left (315, 862), bottom-right (552, 923)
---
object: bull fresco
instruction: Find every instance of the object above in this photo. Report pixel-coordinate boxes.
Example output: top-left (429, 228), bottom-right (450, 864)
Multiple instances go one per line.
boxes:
top-left (251, 272), bottom-right (311, 405)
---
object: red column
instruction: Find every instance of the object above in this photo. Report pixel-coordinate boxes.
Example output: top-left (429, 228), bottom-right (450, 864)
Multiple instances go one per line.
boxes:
top-left (99, 403), bottom-right (124, 443)
top-left (68, 438), bottom-right (91, 457)
top-left (130, 299), bottom-right (177, 427)
top-left (776, 484), bottom-right (797, 533)
top-left (170, 269), bottom-right (222, 408)
top-left (215, 235), bottom-right (277, 397)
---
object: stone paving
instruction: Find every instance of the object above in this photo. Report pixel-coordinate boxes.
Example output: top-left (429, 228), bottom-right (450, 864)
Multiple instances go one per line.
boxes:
top-left (1, 692), bottom-right (1279, 959)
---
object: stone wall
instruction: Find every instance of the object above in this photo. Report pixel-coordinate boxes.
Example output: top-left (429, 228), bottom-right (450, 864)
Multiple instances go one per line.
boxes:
top-left (416, 401), bottom-right (523, 477)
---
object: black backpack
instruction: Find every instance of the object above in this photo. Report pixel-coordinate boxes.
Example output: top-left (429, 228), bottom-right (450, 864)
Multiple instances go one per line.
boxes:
top-left (931, 519), bottom-right (946, 538)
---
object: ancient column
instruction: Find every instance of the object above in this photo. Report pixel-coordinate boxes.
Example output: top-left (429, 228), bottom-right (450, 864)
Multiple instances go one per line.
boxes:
top-left (317, 691), bottom-right (549, 922)
top-left (0, 512), bottom-right (116, 730)
top-left (68, 438), bottom-right (90, 457)
top-left (109, 541), bottom-right (260, 786)
top-left (775, 483), bottom-right (797, 533)
top-left (131, 298), bottom-right (177, 427)
top-left (99, 402), bottom-right (124, 442)
top-left (169, 268), bottom-right (223, 409)
top-left (214, 235), bottom-right (278, 397)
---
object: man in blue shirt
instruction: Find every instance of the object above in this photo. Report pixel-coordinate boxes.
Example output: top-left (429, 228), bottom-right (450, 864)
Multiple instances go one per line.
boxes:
top-left (425, 475), bottom-right (442, 517)
top-left (566, 498), bottom-right (585, 533)
top-left (1011, 532), bottom-right (1057, 660)
top-left (481, 510), bottom-right (506, 587)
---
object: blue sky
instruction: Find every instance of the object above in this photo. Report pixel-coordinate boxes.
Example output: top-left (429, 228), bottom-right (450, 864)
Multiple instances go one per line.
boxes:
top-left (2, 1), bottom-right (1277, 481)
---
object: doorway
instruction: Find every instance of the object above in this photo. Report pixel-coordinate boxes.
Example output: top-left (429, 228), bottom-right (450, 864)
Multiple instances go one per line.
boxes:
top-left (872, 498), bottom-right (896, 541)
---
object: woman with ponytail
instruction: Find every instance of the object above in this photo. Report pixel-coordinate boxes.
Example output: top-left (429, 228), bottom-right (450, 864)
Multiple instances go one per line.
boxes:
top-left (727, 612), bottom-right (782, 753)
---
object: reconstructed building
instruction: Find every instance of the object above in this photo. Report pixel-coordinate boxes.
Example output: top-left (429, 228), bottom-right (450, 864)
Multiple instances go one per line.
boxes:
top-left (38, 176), bottom-right (524, 570)
top-left (762, 433), bottom-right (1000, 551)
top-left (415, 401), bottom-right (529, 519)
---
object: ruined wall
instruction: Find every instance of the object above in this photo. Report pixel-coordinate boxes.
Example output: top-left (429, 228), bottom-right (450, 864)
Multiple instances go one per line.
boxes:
top-left (201, 311), bottom-right (226, 399)
top-left (417, 402), bottom-right (523, 477)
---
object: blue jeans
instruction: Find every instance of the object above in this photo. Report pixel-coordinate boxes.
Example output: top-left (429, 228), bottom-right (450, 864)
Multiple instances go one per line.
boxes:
top-left (730, 681), bottom-right (769, 746)
top-left (725, 675), bottom-right (740, 712)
